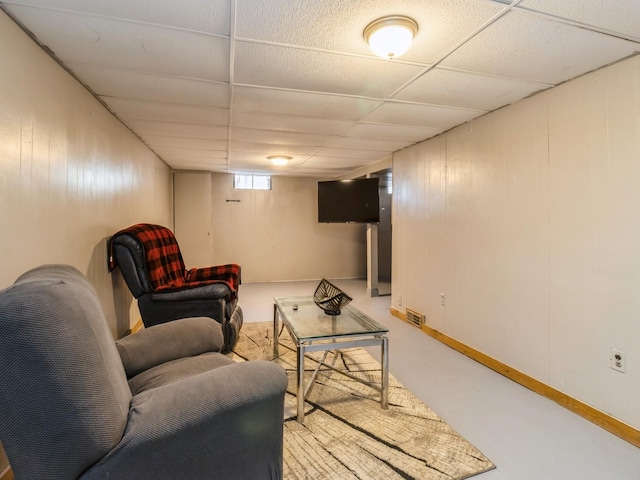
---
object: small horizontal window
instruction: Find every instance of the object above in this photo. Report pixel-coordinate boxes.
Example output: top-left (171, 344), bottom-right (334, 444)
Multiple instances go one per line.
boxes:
top-left (234, 174), bottom-right (271, 190)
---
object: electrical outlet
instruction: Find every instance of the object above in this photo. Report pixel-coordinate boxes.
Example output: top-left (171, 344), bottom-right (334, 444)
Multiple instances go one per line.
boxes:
top-left (398, 296), bottom-right (402, 306)
top-left (610, 348), bottom-right (626, 373)
top-left (440, 293), bottom-right (446, 306)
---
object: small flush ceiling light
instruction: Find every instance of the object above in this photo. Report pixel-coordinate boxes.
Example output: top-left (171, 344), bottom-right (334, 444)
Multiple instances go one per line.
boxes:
top-left (363, 15), bottom-right (418, 60)
top-left (268, 155), bottom-right (291, 166)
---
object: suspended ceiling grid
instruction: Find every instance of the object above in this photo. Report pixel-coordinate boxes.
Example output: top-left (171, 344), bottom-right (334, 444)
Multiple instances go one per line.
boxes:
top-left (1, 0), bottom-right (639, 178)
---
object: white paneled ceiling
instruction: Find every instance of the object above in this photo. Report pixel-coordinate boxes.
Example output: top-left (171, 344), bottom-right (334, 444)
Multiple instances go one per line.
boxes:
top-left (1, 0), bottom-right (639, 178)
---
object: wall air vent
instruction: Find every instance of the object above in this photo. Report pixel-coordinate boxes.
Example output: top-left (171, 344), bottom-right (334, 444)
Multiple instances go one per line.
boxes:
top-left (406, 308), bottom-right (425, 329)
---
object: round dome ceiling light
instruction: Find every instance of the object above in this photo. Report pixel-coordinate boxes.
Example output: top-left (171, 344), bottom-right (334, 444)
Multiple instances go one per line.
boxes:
top-left (268, 155), bottom-right (292, 166)
top-left (363, 15), bottom-right (418, 60)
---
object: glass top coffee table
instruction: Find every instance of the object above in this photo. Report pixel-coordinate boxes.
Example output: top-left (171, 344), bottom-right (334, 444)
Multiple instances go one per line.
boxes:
top-left (273, 295), bottom-right (389, 424)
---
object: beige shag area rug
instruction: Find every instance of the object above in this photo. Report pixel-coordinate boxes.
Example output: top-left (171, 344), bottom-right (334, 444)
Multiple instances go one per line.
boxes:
top-left (232, 322), bottom-right (496, 480)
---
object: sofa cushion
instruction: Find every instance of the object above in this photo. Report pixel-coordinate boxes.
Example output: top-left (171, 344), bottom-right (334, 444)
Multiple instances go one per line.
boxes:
top-left (128, 352), bottom-right (237, 396)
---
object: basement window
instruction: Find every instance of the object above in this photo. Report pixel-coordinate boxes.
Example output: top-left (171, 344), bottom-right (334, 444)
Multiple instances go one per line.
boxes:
top-left (234, 174), bottom-right (271, 190)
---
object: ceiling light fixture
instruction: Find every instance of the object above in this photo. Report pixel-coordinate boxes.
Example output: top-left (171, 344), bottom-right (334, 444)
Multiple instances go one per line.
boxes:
top-left (363, 15), bottom-right (418, 60)
top-left (268, 155), bottom-right (292, 166)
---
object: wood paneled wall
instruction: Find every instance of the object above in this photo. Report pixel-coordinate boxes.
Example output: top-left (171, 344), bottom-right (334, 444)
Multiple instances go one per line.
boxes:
top-left (392, 54), bottom-right (640, 430)
top-left (174, 172), bottom-right (367, 283)
top-left (0, 9), bottom-right (174, 474)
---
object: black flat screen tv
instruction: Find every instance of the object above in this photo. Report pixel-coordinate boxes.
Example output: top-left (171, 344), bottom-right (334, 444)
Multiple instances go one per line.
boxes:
top-left (318, 178), bottom-right (380, 223)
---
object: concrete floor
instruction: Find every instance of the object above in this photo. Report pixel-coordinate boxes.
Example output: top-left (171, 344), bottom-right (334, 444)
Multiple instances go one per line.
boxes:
top-left (240, 278), bottom-right (640, 480)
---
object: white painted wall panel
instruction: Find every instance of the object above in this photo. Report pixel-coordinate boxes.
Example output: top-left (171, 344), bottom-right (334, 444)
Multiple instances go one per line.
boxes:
top-left (0, 10), bottom-right (173, 473)
top-left (393, 54), bottom-right (640, 428)
top-left (203, 173), bottom-right (366, 285)
top-left (548, 58), bottom-right (640, 423)
top-left (0, 10), bottom-right (172, 336)
top-left (174, 172), bottom-right (213, 267)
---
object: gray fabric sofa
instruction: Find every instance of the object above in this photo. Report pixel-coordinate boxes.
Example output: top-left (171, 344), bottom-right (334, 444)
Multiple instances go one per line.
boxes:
top-left (0, 264), bottom-right (287, 479)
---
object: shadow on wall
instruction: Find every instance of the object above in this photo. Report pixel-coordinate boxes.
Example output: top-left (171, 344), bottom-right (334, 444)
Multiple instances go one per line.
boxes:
top-left (86, 237), bottom-right (135, 339)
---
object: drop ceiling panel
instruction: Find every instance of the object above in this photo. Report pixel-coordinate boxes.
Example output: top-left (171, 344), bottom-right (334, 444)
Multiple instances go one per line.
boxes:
top-left (234, 42), bottom-right (424, 98)
top-left (228, 159), bottom-right (305, 175)
top-left (169, 158), bottom-right (229, 171)
top-left (293, 167), bottom-right (350, 178)
top-left (229, 142), bottom-right (318, 156)
top-left (102, 97), bottom-right (228, 125)
top-left (235, 0), bottom-right (505, 65)
top-left (229, 161), bottom-right (311, 176)
top-left (301, 156), bottom-right (371, 169)
top-left (126, 120), bottom-right (228, 140)
top-left (153, 147), bottom-right (227, 162)
top-left (395, 67), bottom-right (551, 111)
top-left (328, 136), bottom-right (411, 153)
top-left (364, 102), bottom-right (484, 129)
top-left (344, 123), bottom-right (441, 142)
top-left (143, 135), bottom-right (229, 150)
top-left (70, 64), bottom-right (229, 107)
top-left (232, 111), bottom-right (354, 136)
top-left (316, 147), bottom-right (389, 160)
top-left (4, 0), bottom-right (231, 34)
top-left (3, 0), bottom-right (640, 178)
top-left (231, 127), bottom-right (332, 147)
top-left (517, 0), bottom-right (640, 40)
top-left (228, 151), bottom-right (305, 166)
top-left (232, 86), bottom-right (382, 121)
top-left (440, 9), bottom-right (640, 85)
top-left (6, 6), bottom-right (229, 80)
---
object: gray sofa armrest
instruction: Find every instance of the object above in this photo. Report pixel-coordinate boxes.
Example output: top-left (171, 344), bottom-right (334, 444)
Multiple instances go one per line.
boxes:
top-left (116, 317), bottom-right (225, 378)
top-left (81, 361), bottom-right (288, 480)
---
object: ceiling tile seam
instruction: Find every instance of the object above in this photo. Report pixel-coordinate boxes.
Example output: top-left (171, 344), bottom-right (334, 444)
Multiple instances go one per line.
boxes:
top-left (146, 144), bottom-right (228, 151)
top-left (286, 142), bottom-right (355, 175)
top-left (231, 82), bottom-right (384, 106)
top-left (230, 106), bottom-right (356, 123)
top-left (233, 36), bottom-right (430, 68)
top-left (231, 141), bottom-right (392, 154)
top-left (227, 0), bottom-right (238, 172)
top-left (285, 124), bottom-right (404, 174)
top-left (99, 95), bottom-right (231, 112)
top-left (508, 5), bottom-right (640, 44)
top-left (1, 1), bottom-right (231, 39)
top-left (387, 0), bottom-right (526, 101)
top-left (66, 61), bottom-right (231, 86)
top-left (356, 120), bottom-right (439, 129)
top-left (149, 145), bottom-right (229, 152)
top-left (136, 132), bottom-right (228, 142)
top-left (127, 118), bottom-right (229, 128)
top-left (228, 112), bottom-right (435, 141)
top-left (379, 98), bottom-right (487, 115)
top-left (433, 65), bottom-right (555, 88)
top-left (292, 130), bottom-right (393, 168)
top-left (158, 150), bottom-right (228, 155)
top-left (231, 81), bottom-right (489, 120)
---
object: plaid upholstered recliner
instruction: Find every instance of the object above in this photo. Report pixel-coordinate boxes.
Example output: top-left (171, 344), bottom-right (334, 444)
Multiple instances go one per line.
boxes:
top-left (109, 223), bottom-right (243, 352)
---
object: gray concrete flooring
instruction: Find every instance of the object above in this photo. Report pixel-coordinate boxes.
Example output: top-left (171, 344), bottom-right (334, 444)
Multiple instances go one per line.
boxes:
top-left (241, 278), bottom-right (640, 480)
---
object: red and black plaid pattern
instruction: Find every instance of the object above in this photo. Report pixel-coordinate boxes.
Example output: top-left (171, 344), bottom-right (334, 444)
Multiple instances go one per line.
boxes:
top-left (186, 264), bottom-right (241, 300)
top-left (110, 223), bottom-right (240, 297)
top-left (116, 224), bottom-right (187, 290)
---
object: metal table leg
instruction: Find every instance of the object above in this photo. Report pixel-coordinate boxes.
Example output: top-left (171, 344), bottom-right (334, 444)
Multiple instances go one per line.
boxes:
top-left (297, 343), bottom-right (306, 423)
top-left (273, 303), bottom-right (279, 359)
top-left (381, 336), bottom-right (389, 409)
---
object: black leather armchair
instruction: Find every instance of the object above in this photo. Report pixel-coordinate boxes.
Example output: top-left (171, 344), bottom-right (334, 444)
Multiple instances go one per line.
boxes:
top-left (108, 223), bottom-right (243, 352)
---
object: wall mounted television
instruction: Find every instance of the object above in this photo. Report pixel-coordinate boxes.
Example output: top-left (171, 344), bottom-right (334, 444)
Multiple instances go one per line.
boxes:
top-left (317, 178), bottom-right (380, 223)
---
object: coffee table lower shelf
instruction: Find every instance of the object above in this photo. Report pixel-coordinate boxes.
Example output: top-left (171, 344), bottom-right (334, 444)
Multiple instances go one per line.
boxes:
top-left (273, 301), bottom-right (389, 424)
